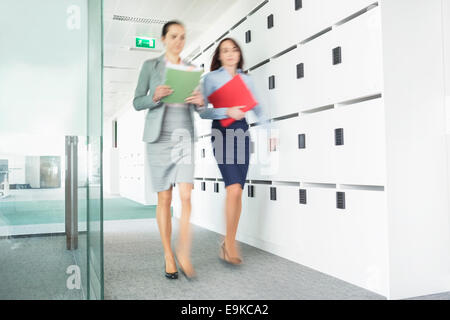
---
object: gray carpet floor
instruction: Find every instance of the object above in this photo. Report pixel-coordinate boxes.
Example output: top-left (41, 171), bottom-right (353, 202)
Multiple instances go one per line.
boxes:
top-left (2, 218), bottom-right (450, 300)
top-left (0, 234), bottom-right (85, 300)
top-left (104, 219), bottom-right (386, 300)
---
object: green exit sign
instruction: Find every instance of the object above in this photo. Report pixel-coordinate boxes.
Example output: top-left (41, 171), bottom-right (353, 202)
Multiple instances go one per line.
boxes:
top-left (136, 37), bottom-right (156, 49)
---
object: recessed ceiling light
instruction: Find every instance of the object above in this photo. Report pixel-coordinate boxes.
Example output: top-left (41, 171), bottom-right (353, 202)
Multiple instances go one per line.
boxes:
top-left (112, 15), bottom-right (168, 25)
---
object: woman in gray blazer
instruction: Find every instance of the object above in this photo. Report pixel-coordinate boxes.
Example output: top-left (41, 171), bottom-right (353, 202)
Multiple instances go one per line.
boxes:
top-left (133, 20), bottom-right (204, 280)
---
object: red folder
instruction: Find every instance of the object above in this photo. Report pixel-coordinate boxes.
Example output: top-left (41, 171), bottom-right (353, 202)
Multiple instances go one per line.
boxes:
top-left (207, 74), bottom-right (258, 127)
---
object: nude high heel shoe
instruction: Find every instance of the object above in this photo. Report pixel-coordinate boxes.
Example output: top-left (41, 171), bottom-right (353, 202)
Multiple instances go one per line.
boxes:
top-left (219, 241), bottom-right (242, 265)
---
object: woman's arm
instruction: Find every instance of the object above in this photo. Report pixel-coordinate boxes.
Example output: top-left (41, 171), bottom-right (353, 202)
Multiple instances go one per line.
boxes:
top-left (196, 74), bottom-right (229, 120)
top-left (133, 60), bottom-right (163, 111)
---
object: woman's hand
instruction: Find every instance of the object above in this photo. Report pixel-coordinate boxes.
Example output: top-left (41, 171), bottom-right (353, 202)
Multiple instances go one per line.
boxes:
top-left (226, 106), bottom-right (246, 120)
top-left (153, 85), bottom-right (173, 102)
top-left (184, 90), bottom-right (204, 106)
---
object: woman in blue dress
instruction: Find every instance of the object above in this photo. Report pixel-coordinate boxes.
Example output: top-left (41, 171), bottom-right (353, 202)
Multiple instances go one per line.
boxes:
top-left (198, 38), bottom-right (273, 265)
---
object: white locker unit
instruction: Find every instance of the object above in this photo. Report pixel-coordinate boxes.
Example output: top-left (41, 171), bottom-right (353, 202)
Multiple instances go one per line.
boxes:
top-left (296, 28), bottom-right (335, 111)
top-left (184, 0), bottom-right (450, 299)
top-left (329, 6), bottom-right (383, 104)
top-left (190, 179), bottom-right (204, 220)
top-left (247, 125), bottom-right (271, 180)
top-left (293, 186), bottom-right (336, 274)
top-left (297, 108), bottom-right (335, 183)
top-left (244, 0), bottom-right (297, 68)
top-left (202, 136), bottom-right (222, 179)
top-left (250, 47), bottom-right (299, 119)
top-left (260, 184), bottom-right (301, 249)
top-left (288, 0), bottom-right (333, 46)
top-left (333, 98), bottom-right (386, 186)
top-left (199, 180), bottom-right (226, 230)
top-left (325, 188), bottom-right (389, 296)
top-left (241, 183), bottom-right (271, 239)
top-left (291, 185), bottom-right (389, 295)
top-left (267, 116), bottom-right (300, 182)
top-left (195, 117), bottom-right (212, 137)
top-left (119, 149), bottom-right (147, 204)
top-left (193, 140), bottom-right (204, 178)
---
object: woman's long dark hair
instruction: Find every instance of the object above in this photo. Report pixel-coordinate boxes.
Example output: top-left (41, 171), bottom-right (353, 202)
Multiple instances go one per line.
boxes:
top-left (210, 38), bottom-right (244, 71)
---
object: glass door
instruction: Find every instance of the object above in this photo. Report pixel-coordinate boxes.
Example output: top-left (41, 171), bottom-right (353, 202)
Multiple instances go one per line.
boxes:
top-left (0, 0), bottom-right (103, 299)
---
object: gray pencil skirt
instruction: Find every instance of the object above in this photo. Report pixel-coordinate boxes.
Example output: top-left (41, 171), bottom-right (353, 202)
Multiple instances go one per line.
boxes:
top-left (146, 105), bottom-right (195, 193)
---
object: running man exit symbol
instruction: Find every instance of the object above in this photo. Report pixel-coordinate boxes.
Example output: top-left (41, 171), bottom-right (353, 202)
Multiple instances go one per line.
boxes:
top-left (136, 37), bottom-right (156, 48)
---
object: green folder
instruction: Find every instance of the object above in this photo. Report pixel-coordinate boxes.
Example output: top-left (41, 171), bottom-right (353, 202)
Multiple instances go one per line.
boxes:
top-left (161, 67), bottom-right (203, 104)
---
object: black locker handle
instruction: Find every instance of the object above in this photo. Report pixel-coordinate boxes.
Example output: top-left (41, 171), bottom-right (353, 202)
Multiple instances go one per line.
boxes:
top-left (248, 185), bottom-right (254, 198)
top-left (267, 14), bottom-right (274, 29)
top-left (335, 128), bottom-right (344, 146)
top-left (337, 192), bottom-right (346, 209)
top-left (270, 187), bottom-right (277, 201)
top-left (298, 134), bottom-right (306, 149)
top-left (296, 63), bottom-right (304, 79)
top-left (245, 30), bottom-right (251, 43)
top-left (269, 75), bottom-right (275, 90)
top-left (214, 182), bottom-right (219, 193)
top-left (299, 189), bottom-right (307, 204)
top-left (295, 0), bottom-right (303, 11)
top-left (333, 46), bottom-right (342, 65)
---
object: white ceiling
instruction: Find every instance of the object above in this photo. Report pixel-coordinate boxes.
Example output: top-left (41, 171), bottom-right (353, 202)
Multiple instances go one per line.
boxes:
top-left (103, 0), bottom-right (238, 119)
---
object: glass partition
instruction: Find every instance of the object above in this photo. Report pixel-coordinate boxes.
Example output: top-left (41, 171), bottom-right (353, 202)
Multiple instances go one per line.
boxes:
top-left (0, 0), bottom-right (103, 300)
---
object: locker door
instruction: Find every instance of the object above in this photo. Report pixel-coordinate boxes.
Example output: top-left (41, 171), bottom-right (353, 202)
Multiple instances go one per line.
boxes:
top-left (248, 61), bottom-right (271, 122)
top-left (297, 109), bottom-right (335, 183)
top-left (268, 117), bottom-right (300, 182)
top-left (250, 46), bottom-right (299, 119)
top-left (246, 0), bottom-right (296, 67)
top-left (191, 179), bottom-right (204, 220)
top-left (247, 126), bottom-right (271, 181)
top-left (333, 98), bottom-right (386, 186)
top-left (296, 186), bottom-right (336, 273)
top-left (244, 183), bottom-right (271, 240)
top-left (193, 139), bottom-right (204, 178)
top-left (289, 0), bottom-right (330, 44)
top-left (297, 28), bottom-right (334, 111)
top-left (200, 118), bottom-right (212, 136)
top-left (327, 189), bottom-right (389, 295)
top-left (204, 135), bottom-right (221, 179)
top-left (209, 180), bottom-right (226, 227)
top-left (264, 185), bottom-right (301, 249)
top-left (330, 6), bottom-right (383, 103)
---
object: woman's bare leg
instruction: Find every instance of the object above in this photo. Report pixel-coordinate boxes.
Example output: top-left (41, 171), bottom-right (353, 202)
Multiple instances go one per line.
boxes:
top-left (224, 183), bottom-right (243, 260)
top-left (156, 186), bottom-right (176, 273)
top-left (175, 182), bottom-right (195, 276)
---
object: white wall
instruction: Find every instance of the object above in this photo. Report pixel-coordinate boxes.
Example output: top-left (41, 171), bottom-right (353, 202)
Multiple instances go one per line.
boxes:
top-left (380, 0), bottom-right (450, 299)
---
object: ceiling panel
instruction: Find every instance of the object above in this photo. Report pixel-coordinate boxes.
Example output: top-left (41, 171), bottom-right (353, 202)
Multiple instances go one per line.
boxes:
top-left (103, 0), bottom-right (240, 119)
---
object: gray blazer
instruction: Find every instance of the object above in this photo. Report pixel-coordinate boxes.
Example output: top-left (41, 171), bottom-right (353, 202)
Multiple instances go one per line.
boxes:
top-left (133, 54), bottom-right (201, 143)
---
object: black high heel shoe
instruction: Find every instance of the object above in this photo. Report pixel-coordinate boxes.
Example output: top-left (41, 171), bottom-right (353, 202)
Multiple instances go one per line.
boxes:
top-left (164, 261), bottom-right (178, 279)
